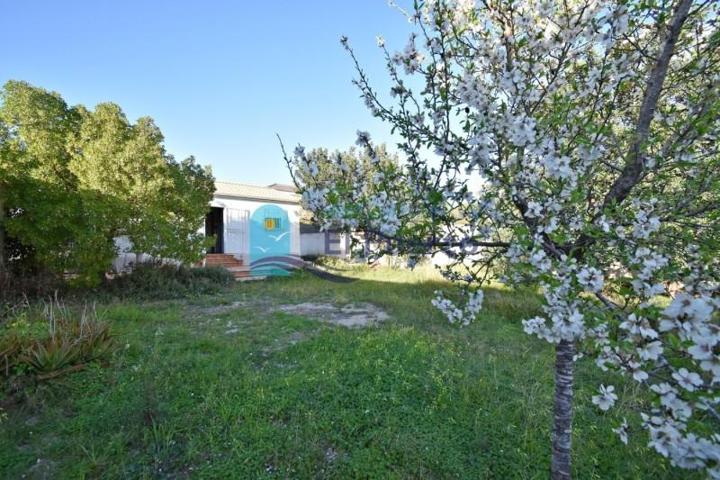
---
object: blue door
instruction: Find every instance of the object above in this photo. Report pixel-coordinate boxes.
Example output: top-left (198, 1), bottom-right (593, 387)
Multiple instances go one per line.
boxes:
top-left (250, 204), bottom-right (292, 276)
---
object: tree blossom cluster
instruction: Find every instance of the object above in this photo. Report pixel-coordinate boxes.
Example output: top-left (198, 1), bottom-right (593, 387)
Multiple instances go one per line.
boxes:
top-left (431, 289), bottom-right (484, 326)
top-left (284, 0), bottom-right (720, 476)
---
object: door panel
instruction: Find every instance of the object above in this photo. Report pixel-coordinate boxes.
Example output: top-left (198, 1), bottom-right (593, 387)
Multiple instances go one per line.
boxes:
top-left (224, 208), bottom-right (249, 262)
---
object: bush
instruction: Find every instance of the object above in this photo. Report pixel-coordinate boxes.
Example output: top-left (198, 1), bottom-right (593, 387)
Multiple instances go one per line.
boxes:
top-left (100, 263), bottom-right (235, 300)
top-left (0, 269), bottom-right (66, 306)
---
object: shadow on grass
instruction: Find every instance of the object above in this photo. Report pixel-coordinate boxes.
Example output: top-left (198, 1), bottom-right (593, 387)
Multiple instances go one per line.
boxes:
top-left (301, 264), bottom-right (358, 283)
top-left (0, 266), bottom-right (698, 480)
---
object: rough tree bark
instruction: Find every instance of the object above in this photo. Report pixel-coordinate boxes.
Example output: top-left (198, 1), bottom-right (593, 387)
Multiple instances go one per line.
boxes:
top-left (0, 189), bottom-right (5, 277)
top-left (551, 340), bottom-right (576, 480)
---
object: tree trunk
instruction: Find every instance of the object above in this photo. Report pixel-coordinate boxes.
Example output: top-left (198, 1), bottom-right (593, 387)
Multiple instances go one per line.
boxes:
top-left (364, 233), bottom-right (371, 263)
top-left (551, 340), bottom-right (576, 480)
top-left (0, 189), bottom-right (5, 277)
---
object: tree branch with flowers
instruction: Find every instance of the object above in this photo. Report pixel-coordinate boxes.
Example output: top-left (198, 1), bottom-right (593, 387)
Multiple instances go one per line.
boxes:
top-left (282, 0), bottom-right (720, 477)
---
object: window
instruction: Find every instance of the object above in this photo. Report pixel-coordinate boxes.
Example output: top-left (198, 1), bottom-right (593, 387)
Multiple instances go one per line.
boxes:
top-left (264, 217), bottom-right (281, 230)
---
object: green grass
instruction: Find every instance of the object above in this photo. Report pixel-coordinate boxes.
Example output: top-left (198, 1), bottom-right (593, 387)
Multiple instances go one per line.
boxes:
top-left (0, 265), bottom-right (696, 478)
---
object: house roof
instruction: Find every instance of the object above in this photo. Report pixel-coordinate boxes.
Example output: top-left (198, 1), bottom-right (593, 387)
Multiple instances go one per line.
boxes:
top-left (214, 181), bottom-right (301, 204)
top-left (266, 183), bottom-right (297, 193)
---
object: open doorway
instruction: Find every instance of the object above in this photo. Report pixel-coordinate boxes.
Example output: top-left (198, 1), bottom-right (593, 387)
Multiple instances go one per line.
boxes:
top-left (205, 207), bottom-right (224, 253)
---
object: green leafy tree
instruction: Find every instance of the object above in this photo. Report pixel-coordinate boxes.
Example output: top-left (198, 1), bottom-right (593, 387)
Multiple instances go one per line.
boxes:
top-left (0, 80), bottom-right (100, 280)
top-left (0, 80), bottom-right (214, 285)
top-left (69, 102), bottom-right (215, 266)
top-left (292, 144), bottom-right (397, 191)
top-left (133, 155), bottom-right (215, 262)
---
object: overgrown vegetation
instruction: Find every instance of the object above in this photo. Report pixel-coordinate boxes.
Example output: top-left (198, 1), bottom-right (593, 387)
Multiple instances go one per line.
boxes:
top-left (99, 263), bottom-right (235, 300)
top-left (0, 268), bottom-right (65, 305)
top-left (1, 264), bottom-right (233, 383)
top-left (0, 265), bottom-right (700, 478)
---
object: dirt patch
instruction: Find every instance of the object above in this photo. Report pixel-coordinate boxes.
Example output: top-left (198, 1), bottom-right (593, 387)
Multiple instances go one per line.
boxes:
top-left (260, 331), bottom-right (308, 358)
top-left (277, 302), bottom-right (388, 328)
top-left (189, 300), bottom-right (389, 329)
top-left (224, 320), bottom-right (241, 335)
top-left (324, 446), bottom-right (339, 463)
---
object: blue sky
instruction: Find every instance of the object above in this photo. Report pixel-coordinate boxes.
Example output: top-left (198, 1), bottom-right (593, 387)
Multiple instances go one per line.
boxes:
top-left (0, 1), bottom-right (413, 185)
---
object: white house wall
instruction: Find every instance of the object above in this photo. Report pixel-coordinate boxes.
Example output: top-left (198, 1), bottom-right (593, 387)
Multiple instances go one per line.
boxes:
top-left (111, 235), bottom-right (181, 273)
top-left (300, 232), bottom-right (350, 257)
top-left (210, 195), bottom-right (302, 260)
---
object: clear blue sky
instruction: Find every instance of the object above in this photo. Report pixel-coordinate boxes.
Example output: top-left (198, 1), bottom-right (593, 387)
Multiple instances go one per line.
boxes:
top-left (0, 1), bottom-right (413, 185)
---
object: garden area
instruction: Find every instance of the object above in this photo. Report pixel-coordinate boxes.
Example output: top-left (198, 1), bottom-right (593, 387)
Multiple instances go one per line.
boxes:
top-left (0, 264), bottom-right (697, 478)
top-left (2, 0), bottom-right (719, 477)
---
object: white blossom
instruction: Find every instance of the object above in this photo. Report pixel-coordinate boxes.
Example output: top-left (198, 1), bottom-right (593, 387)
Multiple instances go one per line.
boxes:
top-left (432, 290), bottom-right (484, 326)
top-left (592, 384), bottom-right (618, 411)
top-left (672, 368), bottom-right (703, 392)
top-left (613, 418), bottom-right (629, 445)
top-left (288, 0), bottom-right (720, 475)
top-left (577, 266), bottom-right (604, 293)
top-left (637, 341), bottom-right (663, 361)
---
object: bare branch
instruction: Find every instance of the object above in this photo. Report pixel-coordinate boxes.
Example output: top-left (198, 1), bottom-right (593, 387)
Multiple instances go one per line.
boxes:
top-left (602, 0), bottom-right (694, 209)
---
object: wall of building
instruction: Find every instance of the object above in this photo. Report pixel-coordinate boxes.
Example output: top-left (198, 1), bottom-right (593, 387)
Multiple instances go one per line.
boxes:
top-left (300, 231), bottom-right (350, 257)
top-left (208, 195), bottom-right (302, 262)
top-left (111, 236), bottom-right (181, 273)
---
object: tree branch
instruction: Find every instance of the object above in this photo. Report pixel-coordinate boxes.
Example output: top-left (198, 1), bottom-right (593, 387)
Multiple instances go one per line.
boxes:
top-left (601, 0), bottom-right (694, 210)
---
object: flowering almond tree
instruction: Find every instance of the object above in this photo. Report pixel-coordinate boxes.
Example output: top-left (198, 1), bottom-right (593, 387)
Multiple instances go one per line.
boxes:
top-left (283, 0), bottom-right (720, 477)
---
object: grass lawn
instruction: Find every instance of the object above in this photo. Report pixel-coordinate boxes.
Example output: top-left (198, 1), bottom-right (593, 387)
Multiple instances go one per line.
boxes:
top-left (1, 264), bottom-right (696, 478)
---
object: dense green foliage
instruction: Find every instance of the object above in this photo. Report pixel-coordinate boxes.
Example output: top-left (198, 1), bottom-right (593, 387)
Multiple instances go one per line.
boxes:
top-left (0, 80), bottom-right (215, 285)
top-left (99, 264), bottom-right (235, 300)
top-left (0, 265), bottom-right (699, 478)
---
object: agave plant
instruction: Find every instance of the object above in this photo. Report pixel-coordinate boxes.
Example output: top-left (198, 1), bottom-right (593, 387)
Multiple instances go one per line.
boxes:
top-left (22, 337), bottom-right (81, 373)
top-left (3, 298), bottom-right (115, 378)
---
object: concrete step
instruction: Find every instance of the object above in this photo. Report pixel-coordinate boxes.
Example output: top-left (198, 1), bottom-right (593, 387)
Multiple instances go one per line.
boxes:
top-left (205, 254), bottom-right (244, 267)
top-left (201, 254), bottom-right (265, 281)
top-left (226, 267), bottom-right (250, 274)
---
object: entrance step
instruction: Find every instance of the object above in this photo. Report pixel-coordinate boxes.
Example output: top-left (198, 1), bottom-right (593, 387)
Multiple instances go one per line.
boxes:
top-left (203, 253), bottom-right (259, 280)
top-left (205, 253), bottom-right (243, 267)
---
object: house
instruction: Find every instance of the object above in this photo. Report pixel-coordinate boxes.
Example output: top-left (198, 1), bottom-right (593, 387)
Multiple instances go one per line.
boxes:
top-left (114, 181), bottom-right (349, 279)
top-left (201, 182), bottom-right (304, 278)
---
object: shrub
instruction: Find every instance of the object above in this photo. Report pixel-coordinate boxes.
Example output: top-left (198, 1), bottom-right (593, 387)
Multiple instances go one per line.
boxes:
top-left (100, 263), bottom-right (234, 300)
top-left (0, 269), bottom-right (65, 306)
